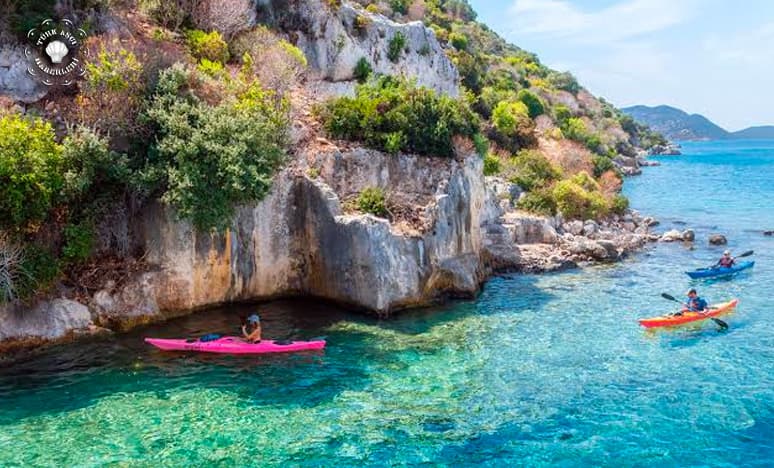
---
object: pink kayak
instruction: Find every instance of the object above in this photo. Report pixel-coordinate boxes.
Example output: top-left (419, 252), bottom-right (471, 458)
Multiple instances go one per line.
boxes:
top-left (144, 336), bottom-right (326, 354)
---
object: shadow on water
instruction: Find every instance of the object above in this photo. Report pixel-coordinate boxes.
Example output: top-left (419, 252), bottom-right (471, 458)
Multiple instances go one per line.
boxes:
top-left (0, 274), bottom-right (556, 423)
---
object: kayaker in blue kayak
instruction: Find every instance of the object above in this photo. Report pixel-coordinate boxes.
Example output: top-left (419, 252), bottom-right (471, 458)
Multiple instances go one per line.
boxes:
top-left (241, 314), bottom-right (262, 343)
top-left (683, 289), bottom-right (709, 313)
top-left (715, 250), bottom-right (736, 268)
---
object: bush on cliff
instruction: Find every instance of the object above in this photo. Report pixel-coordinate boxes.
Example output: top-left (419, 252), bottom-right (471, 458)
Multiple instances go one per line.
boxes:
top-left (185, 29), bottom-right (230, 63)
top-left (552, 179), bottom-right (608, 220)
top-left (0, 114), bottom-right (63, 230)
top-left (490, 100), bottom-right (536, 151)
top-left (141, 64), bottom-right (289, 230)
top-left (517, 89), bottom-right (544, 119)
top-left (507, 149), bottom-right (562, 192)
top-left (319, 76), bottom-right (480, 158)
top-left (357, 187), bottom-right (389, 217)
top-left (516, 187), bottom-right (557, 216)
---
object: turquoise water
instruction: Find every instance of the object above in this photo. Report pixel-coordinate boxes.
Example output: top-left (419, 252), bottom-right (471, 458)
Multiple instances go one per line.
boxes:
top-left (1, 140), bottom-right (773, 466)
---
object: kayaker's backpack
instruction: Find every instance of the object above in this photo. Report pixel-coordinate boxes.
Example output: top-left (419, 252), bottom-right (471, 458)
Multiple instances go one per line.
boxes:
top-left (199, 333), bottom-right (222, 342)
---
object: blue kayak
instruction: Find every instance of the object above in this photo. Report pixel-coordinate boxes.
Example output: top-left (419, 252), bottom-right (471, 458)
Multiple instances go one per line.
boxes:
top-left (685, 261), bottom-right (755, 279)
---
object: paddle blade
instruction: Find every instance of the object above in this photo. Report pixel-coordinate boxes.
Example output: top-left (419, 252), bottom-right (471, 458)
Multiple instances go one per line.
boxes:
top-left (712, 318), bottom-right (729, 330)
top-left (738, 250), bottom-right (754, 258)
top-left (661, 293), bottom-right (678, 302)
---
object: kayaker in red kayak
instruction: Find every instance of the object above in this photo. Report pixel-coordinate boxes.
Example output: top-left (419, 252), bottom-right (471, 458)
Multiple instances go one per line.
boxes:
top-left (681, 289), bottom-right (709, 314)
top-left (241, 314), bottom-right (262, 343)
top-left (715, 250), bottom-right (736, 268)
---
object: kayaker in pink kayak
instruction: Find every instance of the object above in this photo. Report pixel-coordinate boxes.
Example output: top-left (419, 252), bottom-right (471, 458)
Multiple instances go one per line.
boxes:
top-left (715, 250), bottom-right (736, 268)
top-left (683, 289), bottom-right (709, 313)
top-left (241, 314), bottom-right (262, 343)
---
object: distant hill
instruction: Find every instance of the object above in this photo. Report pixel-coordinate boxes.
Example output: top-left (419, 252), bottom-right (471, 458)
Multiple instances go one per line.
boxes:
top-left (621, 105), bottom-right (729, 141)
top-left (731, 126), bottom-right (774, 140)
top-left (622, 105), bottom-right (774, 141)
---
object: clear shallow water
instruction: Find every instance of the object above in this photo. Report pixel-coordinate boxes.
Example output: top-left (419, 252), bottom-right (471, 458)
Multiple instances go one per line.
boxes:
top-left (1, 140), bottom-right (773, 466)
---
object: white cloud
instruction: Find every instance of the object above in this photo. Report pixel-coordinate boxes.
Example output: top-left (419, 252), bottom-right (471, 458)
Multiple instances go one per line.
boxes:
top-left (507, 0), bottom-right (697, 44)
top-left (704, 21), bottom-right (774, 65)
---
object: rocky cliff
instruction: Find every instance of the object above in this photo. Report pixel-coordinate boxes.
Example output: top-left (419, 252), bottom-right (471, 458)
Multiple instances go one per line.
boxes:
top-left (0, 0), bottom-right (660, 349)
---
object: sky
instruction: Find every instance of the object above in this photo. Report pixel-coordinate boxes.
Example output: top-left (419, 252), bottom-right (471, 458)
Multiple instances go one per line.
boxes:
top-left (469, 0), bottom-right (774, 131)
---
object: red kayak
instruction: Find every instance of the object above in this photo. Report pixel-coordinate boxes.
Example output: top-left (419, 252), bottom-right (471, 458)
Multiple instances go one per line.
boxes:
top-left (638, 299), bottom-right (739, 328)
top-left (145, 336), bottom-right (326, 354)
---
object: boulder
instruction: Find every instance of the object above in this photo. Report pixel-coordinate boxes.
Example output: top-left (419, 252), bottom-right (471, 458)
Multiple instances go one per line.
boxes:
top-left (709, 234), bottom-right (728, 245)
top-left (564, 220), bottom-right (584, 236)
top-left (660, 229), bottom-right (683, 242)
top-left (622, 222), bottom-right (637, 232)
top-left (682, 229), bottom-right (695, 242)
top-left (764, 230), bottom-right (773, 236)
top-left (582, 220), bottom-right (598, 236)
top-left (0, 299), bottom-right (91, 341)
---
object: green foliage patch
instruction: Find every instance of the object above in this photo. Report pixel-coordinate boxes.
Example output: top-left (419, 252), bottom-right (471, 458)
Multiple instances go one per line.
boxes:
top-left (319, 76), bottom-right (480, 158)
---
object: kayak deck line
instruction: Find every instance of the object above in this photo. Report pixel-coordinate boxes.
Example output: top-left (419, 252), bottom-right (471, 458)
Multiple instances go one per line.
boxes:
top-left (145, 336), bottom-right (326, 354)
top-left (638, 299), bottom-right (739, 328)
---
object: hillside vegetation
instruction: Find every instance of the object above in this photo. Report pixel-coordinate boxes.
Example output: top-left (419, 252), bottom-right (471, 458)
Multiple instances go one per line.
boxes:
top-left (0, 0), bottom-right (664, 304)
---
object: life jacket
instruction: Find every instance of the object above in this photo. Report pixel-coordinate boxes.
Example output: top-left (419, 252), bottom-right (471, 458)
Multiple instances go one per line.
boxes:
top-left (718, 256), bottom-right (734, 267)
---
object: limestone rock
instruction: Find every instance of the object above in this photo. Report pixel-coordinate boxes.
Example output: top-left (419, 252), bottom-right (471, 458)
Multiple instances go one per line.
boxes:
top-left (277, 0), bottom-right (459, 96)
top-left (0, 299), bottom-right (91, 341)
top-left (0, 45), bottom-right (48, 103)
top-left (660, 230), bottom-right (683, 242)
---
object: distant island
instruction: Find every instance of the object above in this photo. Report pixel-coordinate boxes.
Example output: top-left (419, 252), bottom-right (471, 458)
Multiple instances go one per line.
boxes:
top-left (622, 105), bottom-right (774, 141)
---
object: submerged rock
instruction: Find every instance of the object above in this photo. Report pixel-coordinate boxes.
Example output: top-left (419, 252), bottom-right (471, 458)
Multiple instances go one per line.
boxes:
top-left (709, 234), bottom-right (728, 245)
top-left (682, 229), bottom-right (695, 242)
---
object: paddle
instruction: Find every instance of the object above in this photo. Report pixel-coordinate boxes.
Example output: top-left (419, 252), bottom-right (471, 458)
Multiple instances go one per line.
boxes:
top-left (661, 293), bottom-right (728, 329)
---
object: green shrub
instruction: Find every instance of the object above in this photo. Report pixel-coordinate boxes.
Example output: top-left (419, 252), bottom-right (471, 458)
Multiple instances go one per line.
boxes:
top-left (473, 133), bottom-right (489, 157)
top-left (61, 222), bottom-right (94, 264)
top-left (384, 132), bottom-right (406, 154)
top-left (516, 187), bottom-right (557, 216)
top-left (197, 58), bottom-right (225, 77)
top-left (319, 76), bottom-right (480, 158)
top-left (61, 126), bottom-right (130, 204)
top-left (552, 180), bottom-right (608, 220)
top-left (508, 149), bottom-right (562, 191)
top-left (16, 244), bottom-right (60, 300)
top-left (483, 154), bottom-right (500, 176)
top-left (0, 114), bottom-right (63, 230)
top-left (390, 0), bottom-right (409, 14)
top-left (570, 171), bottom-right (600, 192)
top-left (357, 187), bottom-right (388, 217)
top-left (548, 71), bottom-right (580, 94)
top-left (492, 100), bottom-right (531, 138)
top-left (554, 104), bottom-right (572, 125)
top-left (592, 155), bottom-right (615, 178)
top-left (139, 0), bottom-right (191, 30)
top-left (610, 194), bottom-right (629, 215)
top-left (185, 29), bottom-right (230, 63)
top-left (77, 41), bottom-right (146, 141)
top-left (449, 32), bottom-right (469, 50)
top-left (388, 32), bottom-right (407, 62)
top-left (353, 57), bottom-right (373, 83)
top-left (141, 65), bottom-right (289, 230)
top-left (8, 0), bottom-right (56, 39)
top-left (517, 89), bottom-right (545, 119)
